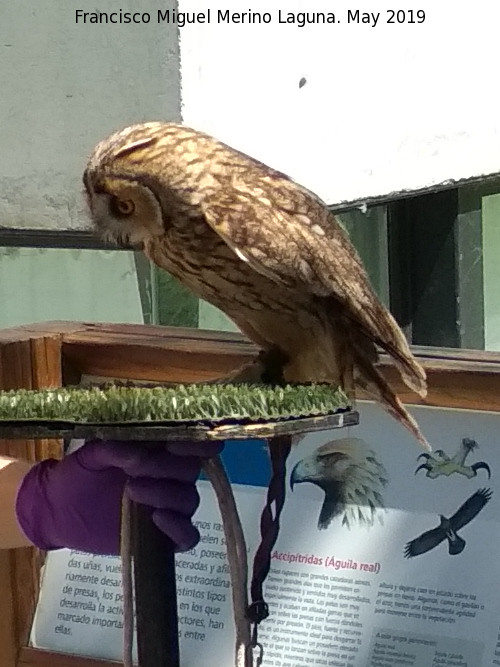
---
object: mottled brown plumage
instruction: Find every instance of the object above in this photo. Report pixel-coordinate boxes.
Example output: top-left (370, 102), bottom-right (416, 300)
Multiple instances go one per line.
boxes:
top-left (84, 122), bottom-right (428, 447)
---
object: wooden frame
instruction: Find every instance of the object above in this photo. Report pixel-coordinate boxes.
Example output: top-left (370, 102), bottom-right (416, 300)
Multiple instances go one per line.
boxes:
top-left (2, 320), bottom-right (500, 667)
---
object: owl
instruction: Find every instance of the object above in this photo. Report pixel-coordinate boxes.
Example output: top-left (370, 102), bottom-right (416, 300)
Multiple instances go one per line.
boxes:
top-left (83, 122), bottom-right (428, 447)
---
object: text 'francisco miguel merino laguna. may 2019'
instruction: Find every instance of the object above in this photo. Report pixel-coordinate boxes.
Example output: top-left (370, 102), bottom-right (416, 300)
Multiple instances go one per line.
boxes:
top-left (74, 9), bottom-right (427, 28)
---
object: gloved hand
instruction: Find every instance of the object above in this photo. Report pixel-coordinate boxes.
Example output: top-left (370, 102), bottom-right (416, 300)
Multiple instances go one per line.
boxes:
top-left (15, 439), bottom-right (223, 555)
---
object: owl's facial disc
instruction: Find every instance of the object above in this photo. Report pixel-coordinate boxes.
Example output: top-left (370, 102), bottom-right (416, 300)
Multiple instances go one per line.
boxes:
top-left (85, 175), bottom-right (164, 248)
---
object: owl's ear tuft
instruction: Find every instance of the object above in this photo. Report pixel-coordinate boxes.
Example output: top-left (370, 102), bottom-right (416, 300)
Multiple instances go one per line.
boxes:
top-left (114, 137), bottom-right (157, 160)
top-left (82, 169), bottom-right (91, 192)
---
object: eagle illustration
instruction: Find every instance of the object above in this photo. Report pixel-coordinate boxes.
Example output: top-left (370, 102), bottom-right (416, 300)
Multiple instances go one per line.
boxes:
top-left (290, 437), bottom-right (388, 530)
top-left (404, 488), bottom-right (492, 558)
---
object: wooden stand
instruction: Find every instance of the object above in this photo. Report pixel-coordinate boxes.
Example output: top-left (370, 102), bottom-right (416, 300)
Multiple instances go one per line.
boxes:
top-left (0, 321), bottom-right (257, 667)
top-left (1, 321), bottom-right (500, 667)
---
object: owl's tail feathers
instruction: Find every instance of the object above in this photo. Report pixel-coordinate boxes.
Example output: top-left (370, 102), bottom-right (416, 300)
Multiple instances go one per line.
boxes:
top-left (353, 344), bottom-right (431, 451)
top-left (346, 305), bottom-right (427, 399)
top-left (380, 335), bottom-right (427, 399)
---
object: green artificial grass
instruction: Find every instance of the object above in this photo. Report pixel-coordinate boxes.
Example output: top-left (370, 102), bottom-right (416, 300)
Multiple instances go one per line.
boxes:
top-left (0, 384), bottom-right (349, 424)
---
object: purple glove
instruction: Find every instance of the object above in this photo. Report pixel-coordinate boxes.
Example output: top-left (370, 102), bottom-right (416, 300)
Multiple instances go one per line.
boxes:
top-left (15, 439), bottom-right (223, 555)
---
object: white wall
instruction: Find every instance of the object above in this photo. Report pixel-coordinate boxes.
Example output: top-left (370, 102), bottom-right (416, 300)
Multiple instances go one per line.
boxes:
top-left (0, 0), bottom-right (180, 231)
top-left (179, 0), bottom-right (500, 205)
top-left (2, 2), bottom-right (498, 226)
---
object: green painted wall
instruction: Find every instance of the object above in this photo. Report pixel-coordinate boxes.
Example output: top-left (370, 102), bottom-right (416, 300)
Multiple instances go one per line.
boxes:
top-left (482, 193), bottom-right (500, 350)
top-left (0, 248), bottom-right (144, 327)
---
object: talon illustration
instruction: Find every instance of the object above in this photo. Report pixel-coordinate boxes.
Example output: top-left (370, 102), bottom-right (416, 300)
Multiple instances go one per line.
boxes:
top-left (290, 437), bottom-right (388, 530)
top-left (414, 438), bottom-right (491, 479)
top-left (404, 488), bottom-right (492, 558)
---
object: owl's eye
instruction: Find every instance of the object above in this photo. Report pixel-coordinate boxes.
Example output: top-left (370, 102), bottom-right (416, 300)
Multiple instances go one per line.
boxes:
top-left (110, 197), bottom-right (135, 217)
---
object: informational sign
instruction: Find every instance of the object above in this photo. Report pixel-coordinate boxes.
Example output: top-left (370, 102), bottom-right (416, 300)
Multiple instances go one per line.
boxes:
top-left (32, 402), bottom-right (500, 666)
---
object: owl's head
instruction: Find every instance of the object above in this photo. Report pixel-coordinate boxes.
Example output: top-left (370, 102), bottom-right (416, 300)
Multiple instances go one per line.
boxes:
top-left (83, 122), bottom-right (179, 248)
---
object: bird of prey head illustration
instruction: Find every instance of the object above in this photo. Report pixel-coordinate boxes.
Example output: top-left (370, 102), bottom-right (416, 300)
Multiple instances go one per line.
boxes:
top-left (404, 488), bottom-right (492, 558)
top-left (415, 438), bottom-right (491, 479)
top-left (289, 437), bottom-right (388, 530)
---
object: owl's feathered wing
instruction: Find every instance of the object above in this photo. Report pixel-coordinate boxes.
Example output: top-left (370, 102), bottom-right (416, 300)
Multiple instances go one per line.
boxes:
top-left (200, 173), bottom-right (428, 447)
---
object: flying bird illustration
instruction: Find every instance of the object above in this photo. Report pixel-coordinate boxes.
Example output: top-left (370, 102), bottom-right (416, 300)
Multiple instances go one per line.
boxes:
top-left (84, 122), bottom-right (428, 447)
top-left (404, 488), bottom-right (492, 558)
top-left (290, 437), bottom-right (388, 529)
top-left (415, 438), bottom-right (491, 479)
